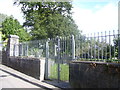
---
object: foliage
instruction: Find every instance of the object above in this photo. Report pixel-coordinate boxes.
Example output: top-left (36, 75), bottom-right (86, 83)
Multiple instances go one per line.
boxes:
top-left (14, 1), bottom-right (80, 40)
top-left (18, 28), bottom-right (31, 42)
top-left (75, 35), bottom-right (116, 60)
top-left (1, 17), bottom-right (31, 42)
top-left (0, 13), bottom-right (9, 26)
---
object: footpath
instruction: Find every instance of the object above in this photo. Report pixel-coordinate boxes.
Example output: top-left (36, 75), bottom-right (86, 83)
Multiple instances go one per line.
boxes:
top-left (0, 64), bottom-right (61, 90)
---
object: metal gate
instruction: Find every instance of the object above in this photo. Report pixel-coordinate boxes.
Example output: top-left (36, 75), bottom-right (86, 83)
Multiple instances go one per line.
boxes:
top-left (45, 35), bottom-right (75, 83)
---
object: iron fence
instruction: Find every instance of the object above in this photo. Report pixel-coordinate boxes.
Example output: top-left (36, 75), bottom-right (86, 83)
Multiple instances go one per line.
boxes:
top-left (12, 30), bottom-right (120, 62)
top-left (13, 39), bottom-right (46, 58)
top-left (75, 30), bottom-right (120, 62)
top-left (10, 30), bottom-right (120, 83)
top-left (48, 36), bottom-right (73, 62)
top-left (47, 36), bottom-right (72, 82)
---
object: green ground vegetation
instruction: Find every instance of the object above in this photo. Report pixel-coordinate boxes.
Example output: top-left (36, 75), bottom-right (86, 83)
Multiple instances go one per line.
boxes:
top-left (49, 63), bottom-right (69, 81)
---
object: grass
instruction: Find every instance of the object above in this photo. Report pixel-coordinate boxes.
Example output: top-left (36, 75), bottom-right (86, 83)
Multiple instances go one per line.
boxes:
top-left (49, 63), bottom-right (69, 81)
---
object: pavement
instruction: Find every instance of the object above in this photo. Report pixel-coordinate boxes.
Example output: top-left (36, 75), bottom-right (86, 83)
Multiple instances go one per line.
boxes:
top-left (0, 64), bottom-right (61, 90)
top-left (43, 80), bottom-right (71, 89)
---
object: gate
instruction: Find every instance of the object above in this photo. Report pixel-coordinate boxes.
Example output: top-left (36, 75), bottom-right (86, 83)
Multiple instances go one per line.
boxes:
top-left (45, 35), bottom-right (75, 83)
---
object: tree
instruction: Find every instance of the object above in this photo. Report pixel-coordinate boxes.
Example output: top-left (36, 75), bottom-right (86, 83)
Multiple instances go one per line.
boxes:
top-left (0, 13), bottom-right (9, 26)
top-left (2, 17), bottom-right (30, 42)
top-left (75, 35), bottom-right (115, 60)
top-left (14, 1), bottom-right (80, 40)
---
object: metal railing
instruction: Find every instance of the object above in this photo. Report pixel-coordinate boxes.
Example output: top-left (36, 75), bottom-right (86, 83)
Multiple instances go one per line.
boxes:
top-left (10, 30), bottom-right (120, 83)
top-left (48, 36), bottom-right (73, 61)
top-left (12, 30), bottom-right (120, 62)
top-left (75, 30), bottom-right (120, 62)
top-left (13, 39), bottom-right (46, 58)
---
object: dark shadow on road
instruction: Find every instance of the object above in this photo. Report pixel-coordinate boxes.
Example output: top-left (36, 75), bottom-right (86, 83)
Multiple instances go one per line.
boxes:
top-left (0, 75), bottom-right (10, 77)
top-left (43, 80), bottom-right (71, 89)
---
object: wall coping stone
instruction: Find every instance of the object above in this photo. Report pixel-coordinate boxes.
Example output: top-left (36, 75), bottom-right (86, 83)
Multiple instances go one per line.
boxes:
top-left (10, 56), bottom-right (45, 60)
top-left (71, 60), bottom-right (120, 65)
top-left (8, 35), bottom-right (19, 39)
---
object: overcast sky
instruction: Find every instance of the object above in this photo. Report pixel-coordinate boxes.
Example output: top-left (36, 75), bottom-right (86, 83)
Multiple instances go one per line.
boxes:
top-left (0, 0), bottom-right (118, 34)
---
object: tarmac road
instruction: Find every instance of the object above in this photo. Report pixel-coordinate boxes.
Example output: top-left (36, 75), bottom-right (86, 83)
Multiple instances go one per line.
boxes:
top-left (0, 64), bottom-right (60, 90)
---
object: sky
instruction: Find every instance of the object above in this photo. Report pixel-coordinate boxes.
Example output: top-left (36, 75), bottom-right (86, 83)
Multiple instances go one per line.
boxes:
top-left (0, 0), bottom-right (119, 34)
top-left (72, 0), bottom-right (118, 34)
top-left (0, 0), bottom-right (25, 24)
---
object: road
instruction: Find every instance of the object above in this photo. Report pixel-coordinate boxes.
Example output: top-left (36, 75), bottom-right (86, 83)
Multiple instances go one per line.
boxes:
top-left (0, 70), bottom-right (42, 88)
top-left (0, 64), bottom-right (60, 90)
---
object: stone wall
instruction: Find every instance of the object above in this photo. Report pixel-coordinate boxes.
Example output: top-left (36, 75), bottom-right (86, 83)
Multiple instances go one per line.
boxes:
top-left (69, 61), bottom-right (120, 88)
top-left (2, 35), bottom-right (46, 81)
top-left (2, 55), bottom-right (45, 81)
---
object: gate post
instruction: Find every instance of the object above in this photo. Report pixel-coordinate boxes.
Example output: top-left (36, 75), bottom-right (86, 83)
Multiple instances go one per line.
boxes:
top-left (57, 36), bottom-right (60, 83)
top-left (118, 2), bottom-right (120, 61)
top-left (118, 40), bottom-right (120, 59)
top-left (118, 30), bottom-right (120, 60)
top-left (19, 43), bottom-right (23, 56)
top-left (26, 43), bottom-right (28, 56)
top-left (0, 31), bottom-right (2, 63)
top-left (72, 35), bottom-right (75, 60)
top-left (45, 39), bottom-right (49, 79)
top-left (7, 35), bottom-right (19, 57)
